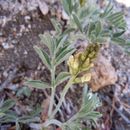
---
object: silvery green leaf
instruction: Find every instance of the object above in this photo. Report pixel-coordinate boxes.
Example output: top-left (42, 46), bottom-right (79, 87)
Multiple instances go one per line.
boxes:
top-left (95, 21), bottom-right (102, 36)
top-left (79, 8), bottom-right (90, 19)
top-left (62, 0), bottom-right (73, 15)
top-left (39, 33), bottom-right (52, 52)
top-left (82, 84), bottom-right (89, 105)
top-left (111, 37), bottom-right (126, 45)
top-left (73, 13), bottom-right (83, 32)
top-left (19, 116), bottom-right (39, 123)
top-left (0, 99), bottom-right (15, 113)
top-left (16, 86), bottom-right (31, 97)
top-left (62, 121), bottom-right (81, 130)
top-left (51, 19), bottom-right (62, 35)
top-left (113, 30), bottom-right (125, 38)
top-left (72, 1), bottom-right (80, 13)
top-left (101, 2), bottom-right (113, 18)
top-left (18, 107), bottom-right (41, 123)
top-left (55, 47), bottom-right (75, 66)
top-left (0, 112), bottom-right (17, 123)
top-left (55, 72), bottom-right (70, 86)
top-left (75, 85), bottom-right (101, 123)
top-left (125, 41), bottom-right (130, 46)
top-left (87, 22), bottom-right (95, 38)
top-left (25, 80), bottom-right (50, 90)
top-left (55, 35), bottom-right (68, 53)
top-left (39, 33), bottom-right (56, 56)
top-left (16, 121), bottom-right (21, 130)
top-left (34, 46), bottom-right (51, 70)
top-left (63, 28), bottom-right (75, 35)
top-left (107, 12), bottom-right (126, 29)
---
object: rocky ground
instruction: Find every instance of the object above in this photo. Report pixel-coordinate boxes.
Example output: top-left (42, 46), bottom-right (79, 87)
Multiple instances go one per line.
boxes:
top-left (0, 0), bottom-right (130, 130)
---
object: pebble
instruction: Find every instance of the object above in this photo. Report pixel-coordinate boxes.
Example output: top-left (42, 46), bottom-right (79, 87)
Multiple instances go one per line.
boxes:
top-left (20, 24), bottom-right (26, 33)
top-left (2, 42), bottom-right (14, 49)
top-left (62, 10), bottom-right (69, 20)
top-left (24, 15), bottom-right (31, 23)
top-left (116, 0), bottom-right (130, 7)
top-left (37, 0), bottom-right (49, 15)
top-left (3, 71), bottom-right (8, 78)
top-left (28, 24), bottom-right (31, 29)
top-left (24, 50), bottom-right (28, 55)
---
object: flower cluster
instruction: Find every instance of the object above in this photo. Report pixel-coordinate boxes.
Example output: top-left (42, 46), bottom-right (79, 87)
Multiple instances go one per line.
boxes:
top-left (67, 43), bottom-right (100, 83)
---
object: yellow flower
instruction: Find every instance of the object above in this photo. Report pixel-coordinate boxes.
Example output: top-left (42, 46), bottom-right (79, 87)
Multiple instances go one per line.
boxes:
top-left (67, 55), bottom-right (79, 75)
top-left (81, 73), bottom-right (91, 83)
top-left (79, 0), bottom-right (86, 6)
top-left (67, 43), bottom-right (100, 83)
top-left (74, 73), bottom-right (91, 83)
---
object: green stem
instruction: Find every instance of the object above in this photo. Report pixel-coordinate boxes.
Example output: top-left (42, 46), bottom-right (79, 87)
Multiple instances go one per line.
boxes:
top-left (43, 119), bottom-right (62, 127)
top-left (66, 113), bottom-right (78, 123)
top-left (48, 64), bottom-right (56, 117)
top-left (50, 77), bottom-right (74, 118)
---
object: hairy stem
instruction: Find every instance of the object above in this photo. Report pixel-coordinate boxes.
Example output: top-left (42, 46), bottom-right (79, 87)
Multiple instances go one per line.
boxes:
top-left (48, 64), bottom-right (56, 117)
top-left (50, 78), bottom-right (74, 118)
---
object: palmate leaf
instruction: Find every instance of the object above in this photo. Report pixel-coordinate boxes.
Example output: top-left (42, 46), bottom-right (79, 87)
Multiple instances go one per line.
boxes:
top-left (55, 72), bottom-right (70, 86)
top-left (34, 46), bottom-right (51, 70)
top-left (25, 80), bottom-right (51, 90)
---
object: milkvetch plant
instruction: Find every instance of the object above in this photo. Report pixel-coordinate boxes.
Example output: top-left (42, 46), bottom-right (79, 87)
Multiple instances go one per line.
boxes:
top-left (25, 0), bottom-right (128, 129)
top-left (26, 20), bottom-right (101, 130)
top-left (0, 99), bottom-right (42, 130)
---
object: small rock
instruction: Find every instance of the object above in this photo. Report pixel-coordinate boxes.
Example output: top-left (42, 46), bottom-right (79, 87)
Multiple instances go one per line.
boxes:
top-left (27, 0), bottom-right (38, 11)
top-left (28, 24), bottom-right (31, 29)
top-left (90, 54), bottom-right (117, 91)
top-left (3, 71), bottom-right (8, 78)
top-left (37, 0), bottom-right (49, 15)
top-left (24, 50), bottom-right (28, 55)
top-left (116, 0), bottom-right (130, 7)
top-left (8, 84), bottom-right (19, 91)
top-left (2, 42), bottom-right (14, 49)
top-left (12, 40), bottom-right (17, 44)
top-left (62, 10), bottom-right (69, 20)
top-left (24, 15), bottom-right (31, 23)
top-left (20, 24), bottom-right (26, 33)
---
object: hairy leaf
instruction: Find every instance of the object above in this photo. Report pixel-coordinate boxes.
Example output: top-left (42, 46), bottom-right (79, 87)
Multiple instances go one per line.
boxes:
top-left (25, 80), bottom-right (50, 89)
top-left (73, 13), bottom-right (83, 32)
top-left (55, 47), bottom-right (75, 66)
top-left (0, 99), bottom-right (15, 113)
top-left (34, 46), bottom-right (51, 70)
top-left (62, 0), bottom-right (73, 15)
top-left (55, 72), bottom-right (70, 86)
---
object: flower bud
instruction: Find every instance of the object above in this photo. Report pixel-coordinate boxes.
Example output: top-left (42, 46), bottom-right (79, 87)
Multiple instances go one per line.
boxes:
top-left (81, 73), bottom-right (91, 83)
